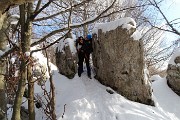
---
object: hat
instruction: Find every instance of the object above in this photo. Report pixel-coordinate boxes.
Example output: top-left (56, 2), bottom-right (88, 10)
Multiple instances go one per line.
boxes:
top-left (79, 36), bottom-right (83, 39)
top-left (86, 34), bottom-right (92, 40)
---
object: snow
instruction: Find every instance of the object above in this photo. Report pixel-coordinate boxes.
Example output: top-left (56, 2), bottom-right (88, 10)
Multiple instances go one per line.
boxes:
top-left (93, 17), bottom-right (136, 33)
top-left (131, 30), bottom-right (142, 40)
top-left (30, 46), bottom-right (51, 79)
top-left (10, 57), bottom-right (16, 64)
top-left (57, 38), bottom-right (76, 55)
top-left (0, 50), bottom-right (4, 56)
top-left (9, 14), bottom-right (19, 25)
top-left (11, 21), bottom-right (18, 25)
top-left (0, 45), bottom-right (11, 56)
top-left (6, 61), bottom-right (180, 120)
top-left (26, 66), bottom-right (180, 120)
top-left (169, 48), bottom-right (180, 65)
top-left (152, 76), bottom-right (180, 119)
top-left (25, 52), bottom-right (30, 57)
top-left (92, 17), bottom-right (142, 40)
top-left (150, 75), bottom-right (162, 82)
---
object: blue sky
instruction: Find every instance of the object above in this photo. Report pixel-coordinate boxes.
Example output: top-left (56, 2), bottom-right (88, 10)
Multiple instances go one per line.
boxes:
top-left (162, 0), bottom-right (180, 20)
top-left (161, 0), bottom-right (180, 41)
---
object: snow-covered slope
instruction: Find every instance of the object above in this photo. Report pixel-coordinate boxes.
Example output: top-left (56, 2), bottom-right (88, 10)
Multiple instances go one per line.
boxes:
top-left (152, 76), bottom-right (180, 119)
top-left (33, 66), bottom-right (180, 120)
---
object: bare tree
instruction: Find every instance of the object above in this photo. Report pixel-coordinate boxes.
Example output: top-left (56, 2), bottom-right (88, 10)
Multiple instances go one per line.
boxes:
top-left (147, 0), bottom-right (180, 36)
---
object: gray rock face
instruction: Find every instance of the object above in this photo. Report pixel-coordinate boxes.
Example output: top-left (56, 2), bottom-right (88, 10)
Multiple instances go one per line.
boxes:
top-left (92, 26), bottom-right (154, 105)
top-left (56, 45), bottom-right (77, 79)
top-left (167, 63), bottom-right (180, 96)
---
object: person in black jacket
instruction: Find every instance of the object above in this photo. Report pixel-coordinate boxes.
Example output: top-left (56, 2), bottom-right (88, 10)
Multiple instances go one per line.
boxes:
top-left (76, 35), bottom-right (93, 79)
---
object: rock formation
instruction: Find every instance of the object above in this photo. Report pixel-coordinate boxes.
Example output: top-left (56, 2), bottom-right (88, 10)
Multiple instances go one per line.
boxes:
top-left (92, 18), bottom-right (154, 105)
top-left (56, 38), bottom-right (77, 79)
top-left (167, 51), bottom-right (180, 96)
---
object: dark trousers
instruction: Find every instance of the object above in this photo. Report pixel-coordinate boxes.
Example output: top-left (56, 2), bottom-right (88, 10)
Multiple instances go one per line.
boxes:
top-left (78, 52), bottom-right (91, 77)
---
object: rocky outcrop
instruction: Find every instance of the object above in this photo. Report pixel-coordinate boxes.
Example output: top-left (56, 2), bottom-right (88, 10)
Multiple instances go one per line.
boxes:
top-left (167, 56), bottom-right (180, 96)
top-left (55, 39), bottom-right (77, 79)
top-left (92, 25), bottom-right (154, 105)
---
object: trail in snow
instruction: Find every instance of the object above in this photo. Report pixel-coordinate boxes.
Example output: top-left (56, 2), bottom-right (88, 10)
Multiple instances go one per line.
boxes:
top-left (45, 69), bottom-right (179, 120)
top-left (15, 65), bottom-right (180, 120)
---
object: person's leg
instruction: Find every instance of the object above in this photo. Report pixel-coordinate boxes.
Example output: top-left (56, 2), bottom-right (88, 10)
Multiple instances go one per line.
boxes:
top-left (78, 52), bottom-right (84, 77)
top-left (85, 53), bottom-right (91, 78)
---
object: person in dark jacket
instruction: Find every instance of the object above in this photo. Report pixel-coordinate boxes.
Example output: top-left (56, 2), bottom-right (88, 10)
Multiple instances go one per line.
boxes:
top-left (76, 35), bottom-right (93, 79)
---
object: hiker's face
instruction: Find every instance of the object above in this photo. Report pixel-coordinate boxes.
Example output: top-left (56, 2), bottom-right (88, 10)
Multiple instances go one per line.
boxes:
top-left (80, 39), bottom-right (83, 43)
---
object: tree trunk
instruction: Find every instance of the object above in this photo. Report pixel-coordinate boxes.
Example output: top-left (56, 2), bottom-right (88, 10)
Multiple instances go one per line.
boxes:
top-left (11, 3), bottom-right (32, 120)
top-left (0, 61), bottom-right (7, 120)
top-left (45, 48), bottom-right (56, 120)
top-left (27, 65), bottom-right (35, 120)
top-left (26, 3), bottom-right (35, 120)
top-left (0, 12), bottom-right (9, 120)
top-left (83, 4), bottom-right (88, 37)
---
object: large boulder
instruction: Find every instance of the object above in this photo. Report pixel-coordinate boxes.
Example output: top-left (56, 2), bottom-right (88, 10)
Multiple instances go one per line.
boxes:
top-left (167, 50), bottom-right (180, 96)
top-left (92, 18), bottom-right (154, 105)
top-left (56, 38), bottom-right (77, 79)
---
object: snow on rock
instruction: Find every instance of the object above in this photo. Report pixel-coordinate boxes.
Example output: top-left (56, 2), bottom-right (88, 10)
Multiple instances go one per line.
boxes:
top-left (92, 17), bottom-right (141, 40)
top-left (30, 46), bottom-right (51, 79)
top-left (169, 48), bottom-right (180, 65)
top-left (93, 17), bottom-right (136, 33)
top-left (131, 30), bottom-right (142, 40)
top-left (9, 14), bottom-right (20, 25)
top-left (57, 38), bottom-right (76, 54)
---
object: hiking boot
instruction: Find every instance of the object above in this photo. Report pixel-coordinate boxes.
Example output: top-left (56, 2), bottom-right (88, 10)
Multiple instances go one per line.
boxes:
top-left (88, 75), bottom-right (92, 79)
top-left (78, 72), bottom-right (81, 77)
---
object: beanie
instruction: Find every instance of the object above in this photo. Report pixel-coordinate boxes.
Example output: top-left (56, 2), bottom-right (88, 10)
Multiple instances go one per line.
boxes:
top-left (86, 34), bottom-right (92, 40)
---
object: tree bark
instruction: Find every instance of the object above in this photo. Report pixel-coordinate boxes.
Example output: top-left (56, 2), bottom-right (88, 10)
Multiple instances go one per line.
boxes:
top-left (26, 3), bottom-right (35, 120)
top-left (11, 3), bottom-right (32, 120)
top-left (0, 61), bottom-right (7, 120)
top-left (0, 12), bottom-right (9, 120)
top-left (83, 4), bottom-right (88, 37)
top-left (45, 48), bottom-right (56, 120)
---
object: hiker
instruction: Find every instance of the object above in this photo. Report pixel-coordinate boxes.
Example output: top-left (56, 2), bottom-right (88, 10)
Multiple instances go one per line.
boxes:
top-left (76, 35), bottom-right (93, 79)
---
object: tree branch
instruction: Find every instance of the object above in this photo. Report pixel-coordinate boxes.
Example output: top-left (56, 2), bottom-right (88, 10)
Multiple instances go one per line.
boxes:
top-left (30, 0), bottom-right (52, 20)
top-left (150, 0), bottom-right (180, 36)
top-left (34, 0), bottom-right (42, 13)
top-left (100, 3), bottom-right (151, 18)
top-left (34, 0), bottom-right (93, 22)
top-left (31, 0), bottom-right (117, 47)
top-left (31, 30), bottom-right (71, 54)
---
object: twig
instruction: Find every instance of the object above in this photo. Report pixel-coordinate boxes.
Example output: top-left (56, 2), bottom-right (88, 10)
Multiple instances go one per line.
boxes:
top-left (62, 104), bottom-right (66, 118)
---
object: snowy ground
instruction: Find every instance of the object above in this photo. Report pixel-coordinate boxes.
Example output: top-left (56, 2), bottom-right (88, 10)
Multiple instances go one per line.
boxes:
top-left (7, 64), bottom-right (180, 120)
top-left (33, 64), bottom-right (180, 120)
top-left (152, 75), bottom-right (180, 119)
